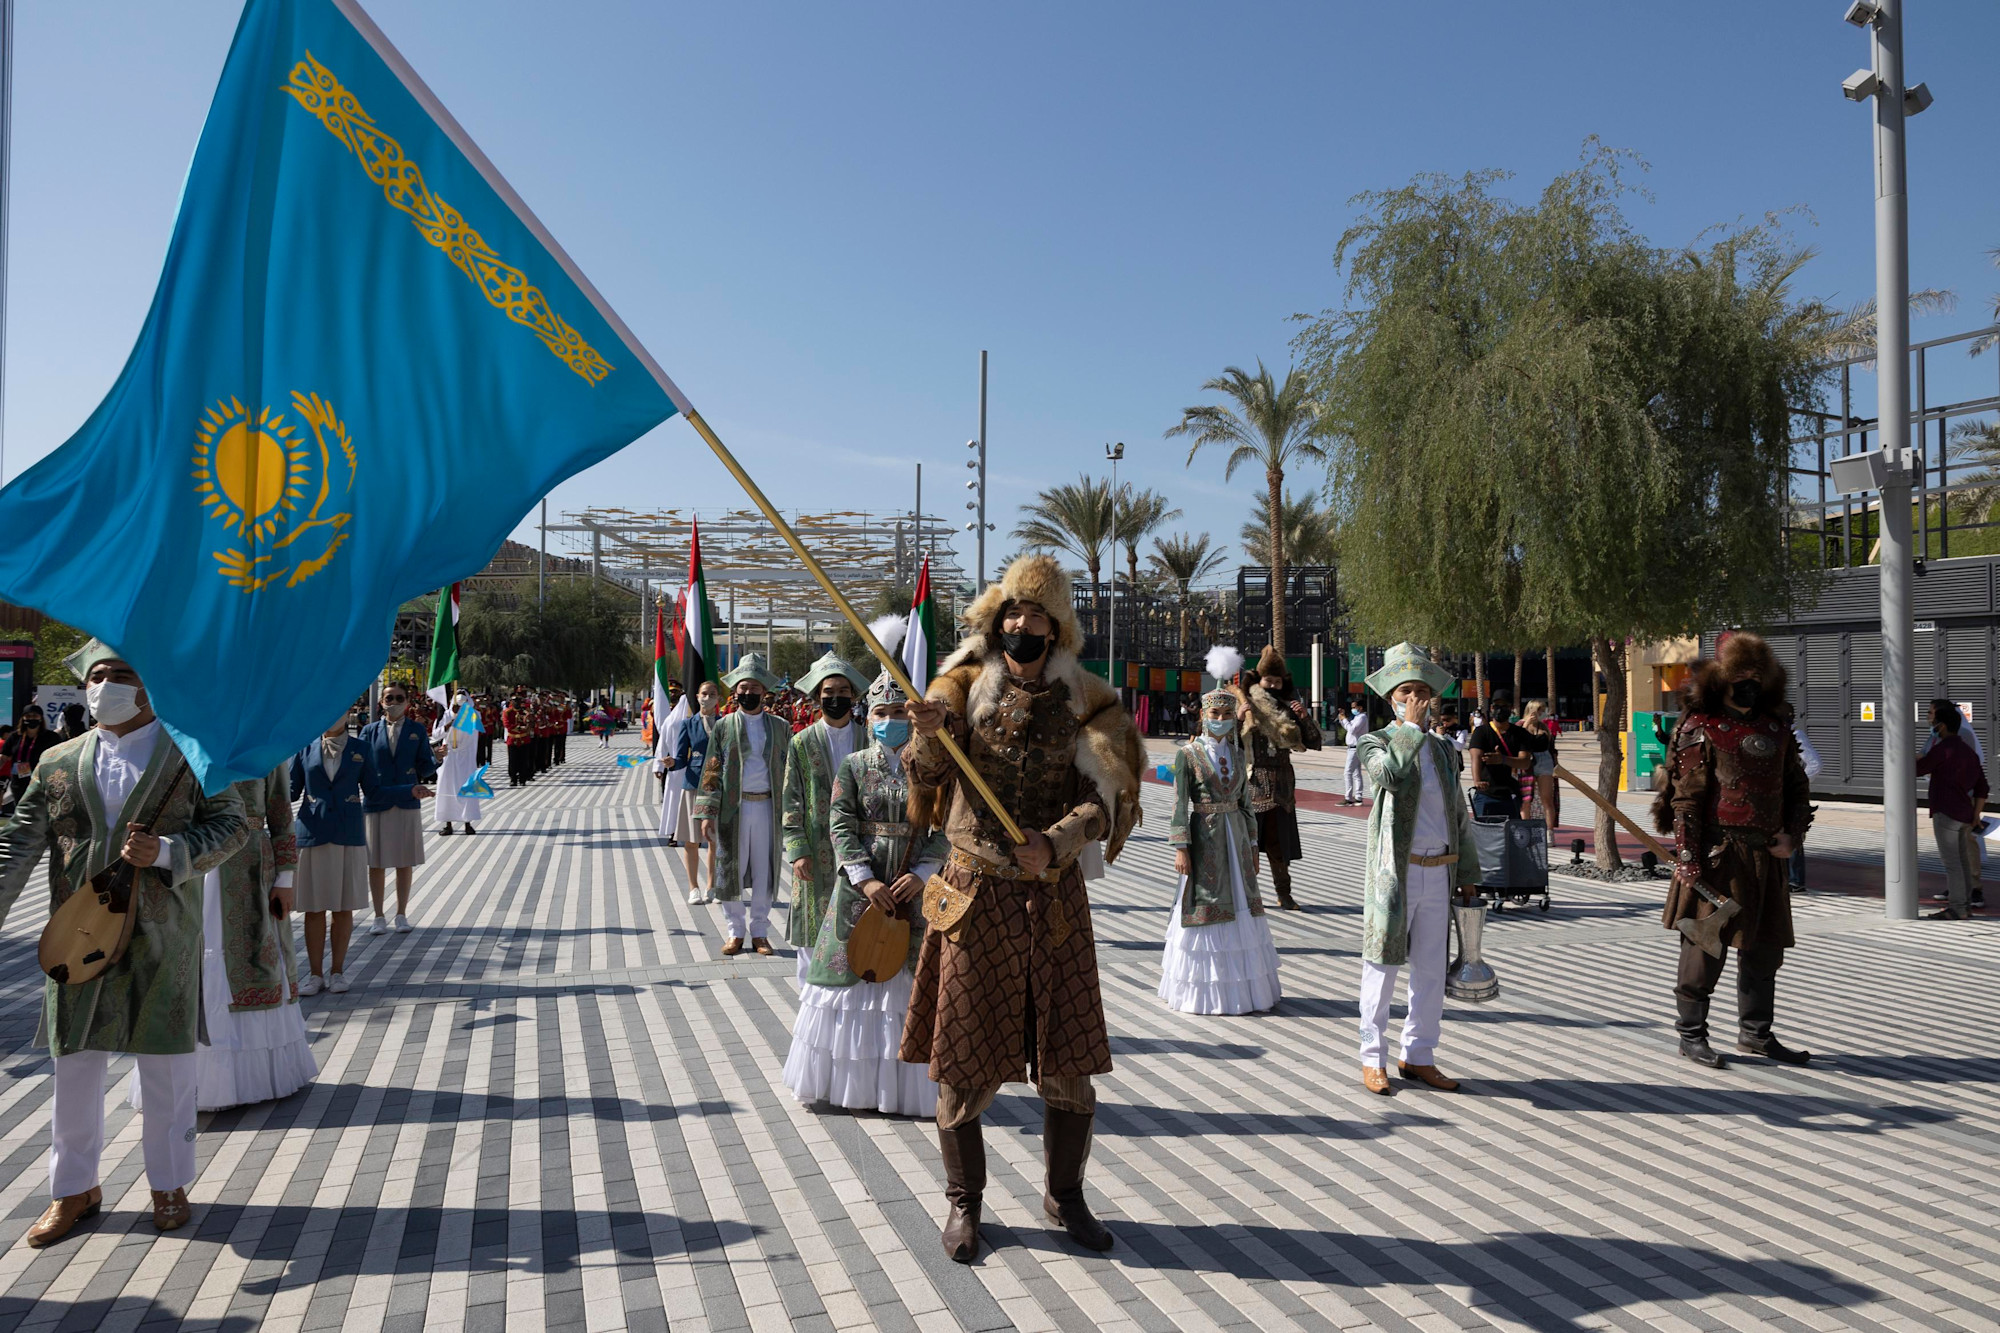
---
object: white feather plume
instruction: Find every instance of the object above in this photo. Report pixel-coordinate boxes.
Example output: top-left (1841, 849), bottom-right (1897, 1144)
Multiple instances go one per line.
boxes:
top-left (1204, 645), bottom-right (1244, 682)
top-left (869, 614), bottom-right (909, 657)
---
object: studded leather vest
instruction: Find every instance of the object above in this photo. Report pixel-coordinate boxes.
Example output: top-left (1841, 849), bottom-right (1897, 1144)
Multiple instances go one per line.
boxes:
top-left (965, 675), bottom-right (1081, 850)
top-left (1680, 710), bottom-right (1789, 834)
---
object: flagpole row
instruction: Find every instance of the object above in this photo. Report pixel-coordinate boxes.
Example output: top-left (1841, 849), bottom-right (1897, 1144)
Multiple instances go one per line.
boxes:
top-left (682, 407), bottom-right (1026, 846)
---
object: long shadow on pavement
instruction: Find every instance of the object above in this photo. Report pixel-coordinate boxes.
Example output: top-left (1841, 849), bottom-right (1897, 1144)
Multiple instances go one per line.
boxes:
top-left (1474, 1077), bottom-right (1954, 1132)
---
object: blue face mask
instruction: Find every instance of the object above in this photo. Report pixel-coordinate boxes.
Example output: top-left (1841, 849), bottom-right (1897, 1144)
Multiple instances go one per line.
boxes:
top-left (872, 719), bottom-right (911, 748)
top-left (1203, 718), bottom-right (1236, 737)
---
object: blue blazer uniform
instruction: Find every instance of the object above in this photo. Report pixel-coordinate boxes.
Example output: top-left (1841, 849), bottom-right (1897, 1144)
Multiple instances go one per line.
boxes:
top-left (291, 736), bottom-right (380, 847)
top-left (361, 716), bottom-right (439, 813)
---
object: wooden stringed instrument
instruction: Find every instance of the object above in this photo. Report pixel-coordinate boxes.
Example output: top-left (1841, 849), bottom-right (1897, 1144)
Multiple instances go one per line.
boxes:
top-left (39, 759), bottom-right (191, 986)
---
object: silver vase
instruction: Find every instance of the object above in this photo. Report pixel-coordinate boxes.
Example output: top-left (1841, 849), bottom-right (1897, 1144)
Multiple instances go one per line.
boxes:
top-left (1446, 901), bottom-right (1500, 1003)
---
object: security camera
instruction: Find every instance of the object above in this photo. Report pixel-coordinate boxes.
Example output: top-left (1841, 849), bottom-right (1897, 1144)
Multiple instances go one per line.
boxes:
top-left (1843, 0), bottom-right (1881, 27)
top-left (1904, 81), bottom-right (1934, 115)
top-left (1842, 68), bottom-right (1881, 101)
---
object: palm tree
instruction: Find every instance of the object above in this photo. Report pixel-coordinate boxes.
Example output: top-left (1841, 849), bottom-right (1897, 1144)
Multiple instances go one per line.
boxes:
top-left (1147, 532), bottom-right (1227, 656)
top-left (1239, 490), bottom-right (1334, 568)
top-left (1166, 361), bottom-right (1325, 650)
top-left (1012, 474), bottom-right (1116, 586)
top-left (1115, 487), bottom-right (1182, 593)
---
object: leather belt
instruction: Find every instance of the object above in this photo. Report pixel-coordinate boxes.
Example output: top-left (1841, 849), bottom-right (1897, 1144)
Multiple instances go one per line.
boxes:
top-left (1190, 800), bottom-right (1236, 814)
top-left (1409, 852), bottom-right (1458, 867)
top-left (742, 791), bottom-right (772, 802)
top-left (863, 821), bottom-right (912, 838)
top-left (948, 847), bottom-right (1061, 884)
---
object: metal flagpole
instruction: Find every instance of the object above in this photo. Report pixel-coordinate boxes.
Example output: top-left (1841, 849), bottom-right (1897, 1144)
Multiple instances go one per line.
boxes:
top-left (682, 407), bottom-right (1025, 843)
top-left (0, 0), bottom-right (13, 486)
top-left (538, 498), bottom-right (547, 608)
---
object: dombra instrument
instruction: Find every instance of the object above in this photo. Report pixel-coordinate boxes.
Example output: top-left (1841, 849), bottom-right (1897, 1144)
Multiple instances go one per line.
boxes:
top-left (847, 903), bottom-right (912, 983)
top-left (39, 762), bottom-right (191, 986)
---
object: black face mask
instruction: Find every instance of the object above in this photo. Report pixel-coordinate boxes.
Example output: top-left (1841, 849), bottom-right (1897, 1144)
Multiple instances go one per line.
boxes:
top-left (1728, 679), bottom-right (1760, 711)
top-left (1000, 630), bottom-right (1048, 666)
top-left (819, 694), bottom-right (853, 720)
top-left (736, 691), bottom-right (764, 713)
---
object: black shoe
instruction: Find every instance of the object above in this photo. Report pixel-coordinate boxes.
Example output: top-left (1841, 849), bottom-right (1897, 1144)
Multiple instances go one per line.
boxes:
top-left (1972, 890), bottom-right (1986, 909)
top-left (1925, 908), bottom-right (1970, 921)
top-left (1738, 1036), bottom-right (1811, 1066)
top-left (1042, 1107), bottom-right (1114, 1252)
top-left (1678, 1038), bottom-right (1726, 1069)
top-left (664, 837), bottom-right (680, 849)
top-left (439, 824), bottom-right (455, 836)
top-left (462, 824), bottom-right (476, 835)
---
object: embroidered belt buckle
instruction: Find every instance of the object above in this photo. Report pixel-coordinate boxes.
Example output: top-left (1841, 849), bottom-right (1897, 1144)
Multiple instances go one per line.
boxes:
top-left (741, 792), bottom-right (772, 802)
top-left (862, 821), bottom-right (912, 838)
top-left (948, 847), bottom-right (1058, 883)
top-left (1409, 852), bottom-right (1458, 867)
top-left (922, 873), bottom-right (975, 937)
top-left (1191, 800), bottom-right (1233, 815)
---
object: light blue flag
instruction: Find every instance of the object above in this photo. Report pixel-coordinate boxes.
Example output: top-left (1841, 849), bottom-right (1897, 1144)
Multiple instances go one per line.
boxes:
top-left (614, 753), bottom-right (648, 769)
top-left (454, 705), bottom-right (482, 736)
top-left (0, 0), bottom-right (689, 790)
top-left (459, 764), bottom-right (495, 800)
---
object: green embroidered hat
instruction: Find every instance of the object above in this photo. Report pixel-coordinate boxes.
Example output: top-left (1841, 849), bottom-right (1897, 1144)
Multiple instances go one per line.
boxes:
top-left (64, 637), bottom-right (128, 683)
top-left (1364, 641), bottom-right (1453, 698)
top-left (721, 653), bottom-right (782, 691)
top-left (795, 650), bottom-right (868, 698)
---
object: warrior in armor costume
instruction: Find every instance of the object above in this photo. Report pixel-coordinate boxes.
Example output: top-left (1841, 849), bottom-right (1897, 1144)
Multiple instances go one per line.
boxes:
top-left (1654, 633), bottom-right (1815, 1069)
top-left (903, 554), bottom-right (1144, 1264)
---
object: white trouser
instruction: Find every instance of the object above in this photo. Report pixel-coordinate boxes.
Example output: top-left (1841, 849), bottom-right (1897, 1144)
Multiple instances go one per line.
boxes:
top-left (723, 798), bottom-right (774, 939)
top-left (1358, 860), bottom-right (1451, 1067)
top-left (1344, 751), bottom-right (1367, 801)
top-left (51, 1050), bottom-right (199, 1197)
top-left (795, 945), bottom-right (812, 990)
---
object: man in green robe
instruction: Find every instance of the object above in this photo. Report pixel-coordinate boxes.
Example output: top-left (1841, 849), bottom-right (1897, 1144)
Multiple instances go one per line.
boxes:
top-left (0, 639), bottom-right (248, 1245)
top-left (782, 651), bottom-right (870, 985)
top-left (695, 653), bottom-right (790, 956)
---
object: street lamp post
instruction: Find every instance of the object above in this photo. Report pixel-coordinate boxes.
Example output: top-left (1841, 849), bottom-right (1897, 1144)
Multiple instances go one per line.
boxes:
top-left (1842, 0), bottom-right (1931, 920)
top-left (1105, 442), bottom-right (1124, 695)
top-left (965, 351), bottom-right (993, 590)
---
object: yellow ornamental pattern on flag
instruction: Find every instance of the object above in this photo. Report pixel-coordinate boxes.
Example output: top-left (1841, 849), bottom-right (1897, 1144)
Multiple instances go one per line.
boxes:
top-left (282, 50), bottom-right (614, 386)
top-left (191, 391), bottom-right (356, 592)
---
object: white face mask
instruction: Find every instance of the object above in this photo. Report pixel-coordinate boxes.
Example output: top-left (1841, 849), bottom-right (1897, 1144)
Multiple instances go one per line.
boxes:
top-left (88, 681), bottom-right (145, 727)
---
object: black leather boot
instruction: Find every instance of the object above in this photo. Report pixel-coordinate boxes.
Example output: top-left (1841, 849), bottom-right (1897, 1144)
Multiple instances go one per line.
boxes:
top-left (1042, 1106), bottom-right (1114, 1252)
top-left (938, 1119), bottom-right (985, 1264)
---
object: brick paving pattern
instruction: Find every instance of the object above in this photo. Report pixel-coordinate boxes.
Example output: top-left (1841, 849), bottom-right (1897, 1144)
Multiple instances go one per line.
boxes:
top-left (0, 736), bottom-right (1993, 1331)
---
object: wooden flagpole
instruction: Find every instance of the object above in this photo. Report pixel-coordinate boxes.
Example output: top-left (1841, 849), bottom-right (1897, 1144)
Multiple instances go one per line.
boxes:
top-left (683, 407), bottom-right (1026, 845)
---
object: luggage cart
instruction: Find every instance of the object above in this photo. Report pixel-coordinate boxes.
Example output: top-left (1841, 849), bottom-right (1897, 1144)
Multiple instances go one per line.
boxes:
top-left (1468, 810), bottom-right (1550, 912)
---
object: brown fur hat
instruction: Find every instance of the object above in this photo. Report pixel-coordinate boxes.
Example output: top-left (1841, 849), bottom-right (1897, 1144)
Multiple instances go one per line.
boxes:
top-left (1681, 631), bottom-right (1789, 717)
top-left (1254, 644), bottom-right (1288, 683)
top-left (956, 553), bottom-right (1081, 656)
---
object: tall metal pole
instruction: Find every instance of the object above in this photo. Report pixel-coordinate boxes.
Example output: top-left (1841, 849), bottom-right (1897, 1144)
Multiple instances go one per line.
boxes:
top-left (538, 498), bottom-right (547, 608)
top-left (915, 461), bottom-right (922, 582)
top-left (1105, 445), bottom-right (1121, 692)
top-left (1873, 0), bottom-right (1918, 921)
top-left (0, 0), bottom-right (12, 487)
top-left (977, 351), bottom-right (988, 590)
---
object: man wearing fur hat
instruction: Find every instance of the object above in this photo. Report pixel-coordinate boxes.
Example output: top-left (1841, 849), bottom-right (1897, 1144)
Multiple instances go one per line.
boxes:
top-left (696, 653), bottom-right (791, 957)
top-left (903, 553), bottom-right (1144, 1263)
top-left (782, 650), bottom-right (872, 984)
top-left (1244, 644), bottom-right (1322, 910)
top-left (1356, 644), bottom-right (1482, 1095)
top-left (1654, 632), bottom-right (1814, 1069)
top-left (0, 640), bottom-right (249, 1244)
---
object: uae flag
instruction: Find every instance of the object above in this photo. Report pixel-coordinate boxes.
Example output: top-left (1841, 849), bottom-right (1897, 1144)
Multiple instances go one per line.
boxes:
top-left (651, 602), bottom-right (673, 729)
top-left (902, 558), bottom-right (935, 696)
top-left (677, 519), bottom-right (717, 701)
top-left (425, 582), bottom-right (461, 707)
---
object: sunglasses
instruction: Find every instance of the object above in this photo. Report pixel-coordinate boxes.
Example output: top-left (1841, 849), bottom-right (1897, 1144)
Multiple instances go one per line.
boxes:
top-left (383, 695), bottom-right (407, 703)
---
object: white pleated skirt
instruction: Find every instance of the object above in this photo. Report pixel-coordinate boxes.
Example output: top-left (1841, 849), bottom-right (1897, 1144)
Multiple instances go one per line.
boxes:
top-left (1159, 822), bottom-right (1283, 1015)
top-left (132, 868), bottom-right (320, 1113)
top-left (782, 967), bottom-right (937, 1118)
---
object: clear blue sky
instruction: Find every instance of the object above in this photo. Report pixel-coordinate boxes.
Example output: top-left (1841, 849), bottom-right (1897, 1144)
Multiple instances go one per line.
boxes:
top-left (8, 1), bottom-right (1999, 589)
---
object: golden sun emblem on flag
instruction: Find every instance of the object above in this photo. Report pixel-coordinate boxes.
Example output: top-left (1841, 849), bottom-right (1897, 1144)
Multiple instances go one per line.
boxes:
top-left (191, 391), bottom-right (357, 591)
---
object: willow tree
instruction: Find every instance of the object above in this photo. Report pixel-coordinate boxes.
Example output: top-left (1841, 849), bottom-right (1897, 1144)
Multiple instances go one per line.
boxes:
top-left (1297, 145), bottom-right (1833, 867)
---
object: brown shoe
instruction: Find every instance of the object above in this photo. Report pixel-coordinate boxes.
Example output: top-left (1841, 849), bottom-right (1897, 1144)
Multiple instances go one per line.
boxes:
top-left (721, 937), bottom-right (743, 957)
top-left (751, 937), bottom-right (774, 956)
top-left (151, 1187), bottom-right (192, 1232)
top-left (1361, 1066), bottom-right (1394, 1095)
top-left (1398, 1061), bottom-right (1461, 1092)
top-left (25, 1188), bottom-right (101, 1248)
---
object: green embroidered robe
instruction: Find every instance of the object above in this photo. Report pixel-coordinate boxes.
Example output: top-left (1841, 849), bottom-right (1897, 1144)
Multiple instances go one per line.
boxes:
top-left (807, 745), bottom-right (949, 987)
top-left (1357, 724), bottom-right (1481, 965)
top-left (218, 767), bottom-right (302, 1012)
top-left (1167, 737), bottom-right (1261, 928)
top-left (781, 718), bottom-right (862, 950)
top-left (692, 709), bottom-right (790, 903)
top-left (0, 730), bottom-right (248, 1056)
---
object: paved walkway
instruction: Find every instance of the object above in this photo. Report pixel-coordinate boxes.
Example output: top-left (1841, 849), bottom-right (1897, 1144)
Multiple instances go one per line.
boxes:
top-left (0, 738), bottom-right (1995, 1332)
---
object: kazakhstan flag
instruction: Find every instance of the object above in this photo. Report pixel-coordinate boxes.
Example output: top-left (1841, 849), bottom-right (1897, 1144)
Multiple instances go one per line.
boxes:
top-left (0, 0), bottom-right (687, 790)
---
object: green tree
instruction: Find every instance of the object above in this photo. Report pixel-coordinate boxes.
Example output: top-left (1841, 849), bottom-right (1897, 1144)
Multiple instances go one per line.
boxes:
top-left (457, 580), bottom-right (641, 699)
top-left (1239, 490), bottom-right (1335, 567)
top-left (1113, 487), bottom-right (1181, 592)
top-left (769, 635), bottom-right (817, 685)
top-left (1166, 362), bottom-right (1325, 650)
top-left (1296, 145), bottom-right (1836, 866)
top-left (1147, 532), bottom-right (1228, 657)
top-left (834, 584), bottom-right (915, 670)
top-left (1012, 475), bottom-right (1116, 587)
top-left (33, 620), bottom-right (90, 685)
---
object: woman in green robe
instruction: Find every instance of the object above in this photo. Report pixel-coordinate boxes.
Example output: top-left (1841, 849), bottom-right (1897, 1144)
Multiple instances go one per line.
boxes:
top-left (782, 668), bottom-right (948, 1117)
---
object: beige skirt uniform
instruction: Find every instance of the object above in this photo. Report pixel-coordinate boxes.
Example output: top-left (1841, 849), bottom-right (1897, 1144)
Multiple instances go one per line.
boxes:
top-left (295, 843), bottom-right (370, 913)
top-left (366, 807), bottom-right (427, 869)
